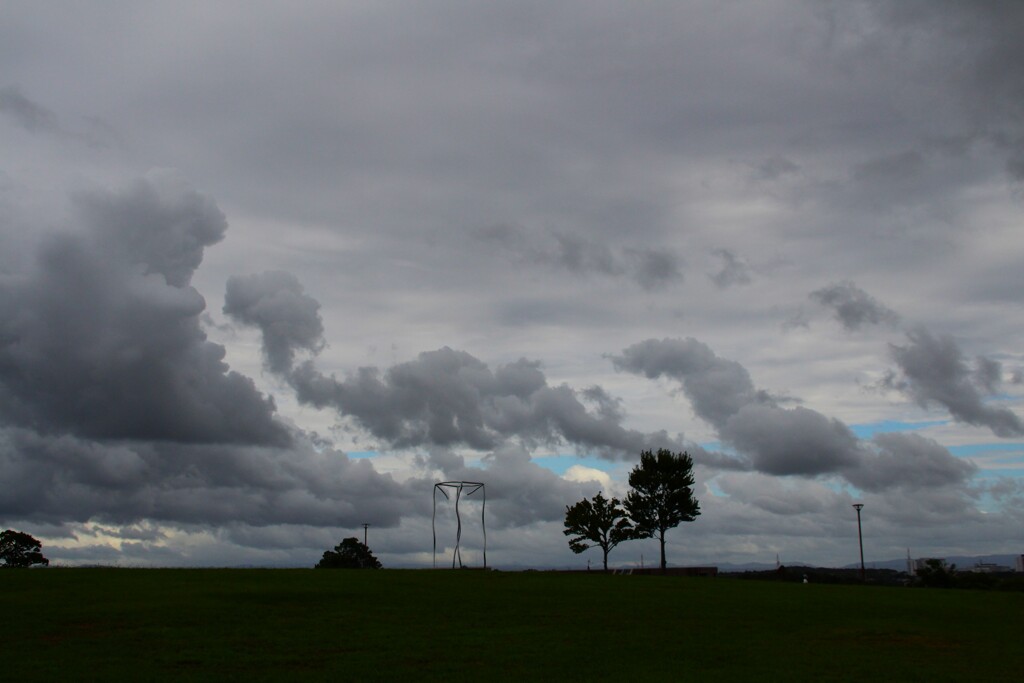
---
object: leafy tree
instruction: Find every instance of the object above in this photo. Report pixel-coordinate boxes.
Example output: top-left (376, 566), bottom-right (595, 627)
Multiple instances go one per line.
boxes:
top-left (563, 491), bottom-right (634, 571)
top-left (624, 449), bottom-right (701, 571)
top-left (315, 537), bottom-right (382, 569)
top-left (0, 529), bottom-right (49, 568)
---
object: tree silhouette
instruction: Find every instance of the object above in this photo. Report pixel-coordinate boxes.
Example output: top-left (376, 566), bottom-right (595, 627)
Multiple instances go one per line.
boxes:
top-left (915, 559), bottom-right (956, 588)
top-left (0, 529), bottom-right (49, 568)
top-left (625, 449), bottom-right (701, 571)
top-left (563, 491), bottom-right (634, 571)
top-left (315, 537), bottom-right (382, 569)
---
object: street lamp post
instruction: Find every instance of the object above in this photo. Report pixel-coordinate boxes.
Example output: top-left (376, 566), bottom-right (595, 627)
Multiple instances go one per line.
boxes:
top-left (852, 504), bottom-right (865, 581)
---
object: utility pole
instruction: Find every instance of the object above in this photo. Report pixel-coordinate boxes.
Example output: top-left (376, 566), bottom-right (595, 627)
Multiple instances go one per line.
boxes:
top-left (852, 504), bottom-right (865, 581)
top-left (362, 523), bottom-right (369, 547)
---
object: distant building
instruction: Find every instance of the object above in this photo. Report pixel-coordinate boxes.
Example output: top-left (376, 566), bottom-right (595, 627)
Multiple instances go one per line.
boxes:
top-left (1016, 555), bottom-right (1024, 573)
top-left (969, 562), bottom-right (1012, 574)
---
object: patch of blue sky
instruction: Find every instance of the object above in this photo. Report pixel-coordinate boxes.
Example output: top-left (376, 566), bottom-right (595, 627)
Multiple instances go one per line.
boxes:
top-left (949, 442), bottom-right (1024, 479)
top-left (346, 450), bottom-right (378, 459)
top-left (848, 419), bottom-right (948, 439)
top-left (948, 442), bottom-right (1024, 457)
top-left (704, 479), bottom-right (727, 497)
top-left (531, 454), bottom-right (615, 475)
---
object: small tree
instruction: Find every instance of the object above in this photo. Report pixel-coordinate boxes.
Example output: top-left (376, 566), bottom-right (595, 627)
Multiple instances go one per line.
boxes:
top-left (563, 491), bottom-right (633, 571)
top-left (0, 530), bottom-right (49, 568)
top-left (315, 537), bottom-right (382, 569)
top-left (625, 449), bottom-right (701, 571)
top-left (915, 559), bottom-right (956, 588)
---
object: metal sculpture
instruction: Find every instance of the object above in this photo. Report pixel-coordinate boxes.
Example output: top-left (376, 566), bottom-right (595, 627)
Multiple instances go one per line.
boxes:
top-left (433, 481), bottom-right (486, 568)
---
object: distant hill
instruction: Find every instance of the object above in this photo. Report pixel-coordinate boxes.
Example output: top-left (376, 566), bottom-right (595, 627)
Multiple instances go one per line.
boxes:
top-left (841, 554), bottom-right (1021, 572)
top-left (691, 554), bottom-right (1021, 574)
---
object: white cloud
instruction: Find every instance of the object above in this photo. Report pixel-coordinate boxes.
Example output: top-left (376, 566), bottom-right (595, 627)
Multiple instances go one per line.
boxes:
top-left (563, 465), bottom-right (613, 491)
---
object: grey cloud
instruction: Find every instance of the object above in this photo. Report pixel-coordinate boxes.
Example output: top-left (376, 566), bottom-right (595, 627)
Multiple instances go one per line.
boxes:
top-left (721, 404), bottom-right (861, 476)
top-left (580, 385), bottom-right (625, 424)
top-left (754, 155), bottom-right (800, 181)
top-left (714, 473), bottom-right (836, 516)
top-left (810, 281), bottom-right (900, 330)
top-left (555, 232), bottom-right (620, 277)
top-left (985, 477), bottom-right (1024, 505)
top-left (477, 225), bottom-right (683, 290)
top-left (1008, 152), bottom-right (1024, 180)
top-left (974, 356), bottom-right (1002, 394)
top-left (626, 248), bottom-right (684, 290)
top-left (845, 432), bottom-right (976, 492)
top-left (424, 443), bottom-right (604, 529)
top-left (95, 524), bottom-right (167, 542)
top-left (224, 271), bottom-right (324, 374)
top-left (289, 348), bottom-right (678, 457)
top-left (0, 86), bottom-right (58, 134)
top-left (0, 426), bottom-right (415, 529)
top-left (844, 1), bottom-right (1024, 182)
top-left (852, 150), bottom-right (924, 183)
top-left (223, 270), bottom-right (694, 458)
top-left (614, 337), bottom-right (975, 489)
top-left (611, 337), bottom-right (766, 428)
top-left (708, 249), bottom-right (753, 289)
top-left (76, 173), bottom-right (228, 288)
top-left (886, 328), bottom-right (1023, 437)
top-left (0, 173), bottom-right (287, 446)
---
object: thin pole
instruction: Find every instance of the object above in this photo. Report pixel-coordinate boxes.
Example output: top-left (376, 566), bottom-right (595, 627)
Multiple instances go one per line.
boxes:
top-left (853, 503), bottom-right (865, 581)
top-left (454, 485), bottom-right (463, 568)
top-left (480, 484), bottom-right (487, 569)
top-left (362, 523), bottom-right (369, 546)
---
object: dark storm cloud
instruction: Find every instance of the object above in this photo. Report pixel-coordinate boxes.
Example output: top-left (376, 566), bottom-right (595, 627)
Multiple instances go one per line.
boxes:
top-left (0, 426), bottom-right (416, 529)
top-left (810, 281), bottom-right (900, 330)
top-left (884, 328), bottom-right (1023, 437)
top-left (223, 271), bottom-right (324, 374)
top-left (0, 85), bottom-right (58, 134)
top-left (0, 174), bottom-right (428, 532)
top-left (722, 404), bottom-right (861, 475)
top-left (0, 172), bottom-right (287, 446)
top-left (708, 249), bottom-right (752, 289)
top-left (613, 337), bottom-right (975, 489)
top-left (476, 225), bottom-right (683, 290)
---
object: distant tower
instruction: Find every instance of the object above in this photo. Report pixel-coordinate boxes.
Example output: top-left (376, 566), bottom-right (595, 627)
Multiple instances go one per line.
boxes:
top-left (433, 481), bottom-right (487, 569)
top-left (906, 548), bottom-right (914, 576)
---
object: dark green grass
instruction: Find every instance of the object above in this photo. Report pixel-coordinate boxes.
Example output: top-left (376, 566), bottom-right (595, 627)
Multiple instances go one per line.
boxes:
top-left (3, 568), bottom-right (1021, 681)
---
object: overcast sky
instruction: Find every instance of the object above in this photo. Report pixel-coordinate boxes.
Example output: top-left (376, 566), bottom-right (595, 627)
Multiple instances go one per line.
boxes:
top-left (2, 1), bottom-right (1022, 569)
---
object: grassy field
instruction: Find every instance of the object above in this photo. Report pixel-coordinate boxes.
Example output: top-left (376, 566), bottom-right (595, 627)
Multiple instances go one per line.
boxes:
top-left (2, 568), bottom-right (1022, 681)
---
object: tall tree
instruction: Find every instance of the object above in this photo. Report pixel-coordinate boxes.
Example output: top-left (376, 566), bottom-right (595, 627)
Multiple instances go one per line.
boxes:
top-left (0, 530), bottom-right (49, 568)
top-left (563, 491), bottom-right (634, 571)
top-left (624, 449), bottom-right (701, 571)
